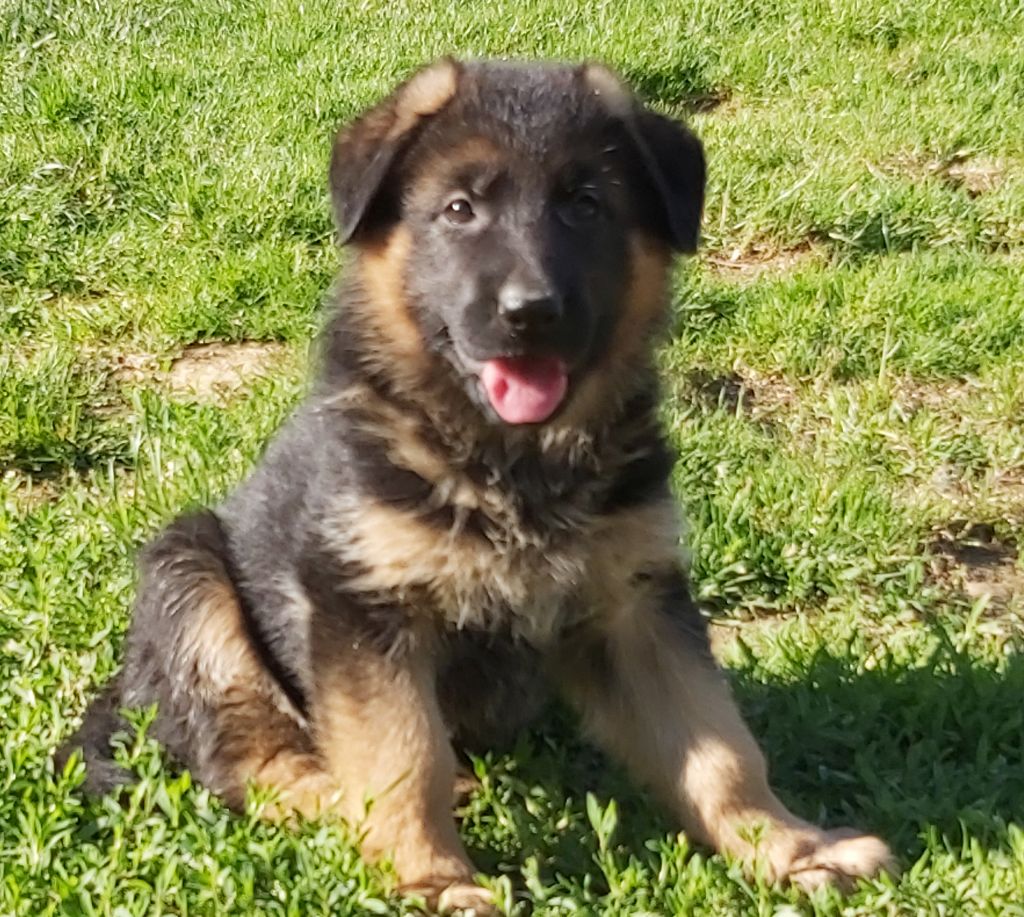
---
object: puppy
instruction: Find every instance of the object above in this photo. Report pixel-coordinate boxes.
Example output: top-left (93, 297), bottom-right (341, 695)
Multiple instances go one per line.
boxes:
top-left (59, 59), bottom-right (892, 912)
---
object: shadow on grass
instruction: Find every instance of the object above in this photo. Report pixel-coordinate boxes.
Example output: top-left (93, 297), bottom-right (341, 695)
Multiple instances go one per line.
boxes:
top-left (740, 644), bottom-right (1024, 852)
top-left (621, 62), bottom-right (729, 113)
top-left (464, 639), bottom-right (1024, 888)
top-left (1, 438), bottom-right (133, 477)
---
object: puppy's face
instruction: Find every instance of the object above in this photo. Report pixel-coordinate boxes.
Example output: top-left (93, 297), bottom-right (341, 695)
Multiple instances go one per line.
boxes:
top-left (401, 104), bottom-right (640, 424)
top-left (331, 61), bottom-right (705, 426)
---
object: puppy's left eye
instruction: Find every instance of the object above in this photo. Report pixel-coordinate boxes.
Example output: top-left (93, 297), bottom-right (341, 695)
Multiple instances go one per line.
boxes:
top-left (562, 188), bottom-right (602, 224)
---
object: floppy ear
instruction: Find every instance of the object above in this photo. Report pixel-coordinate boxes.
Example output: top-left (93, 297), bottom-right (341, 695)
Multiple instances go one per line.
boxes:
top-left (582, 64), bottom-right (706, 253)
top-left (329, 58), bottom-right (460, 244)
top-left (629, 110), bottom-right (706, 253)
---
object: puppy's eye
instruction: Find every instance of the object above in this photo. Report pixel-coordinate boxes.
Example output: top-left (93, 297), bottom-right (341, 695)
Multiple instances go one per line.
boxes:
top-left (444, 198), bottom-right (476, 225)
top-left (564, 188), bottom-right (602, 223)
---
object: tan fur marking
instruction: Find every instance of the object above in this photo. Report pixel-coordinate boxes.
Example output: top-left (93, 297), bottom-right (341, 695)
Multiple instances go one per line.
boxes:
top-left (384, 424), bottom-right (482, 510)
top-left (329, 498), bottom-right (585, 640)
top-left (391, 58), bottom-right (459, 131)
top-left (356, 226), bottom-right (426, 370)
top-left (581, 63), bottom-right (635, 118)
top-left (179, 580), bottom-right (301, 723)
top-left (560, 233), bottom-right (671, 428)
top-left (339, 390), bottom-right (483, 511)
top-left (590, 498), bottom-right (683, 567)
top-left (584, 498), bottom-right (685, 615)
top-left (199, 568), bottom-right (487, 902)
top-left (313, 643), bottom-right (483, 902)
top-left (171, 577), bottom-right (327, 811)
top-left (185, 582), bottom-right (264, 689)
top-left (624, 233), bottom-right (674, 333)
top-left (248, 754), bottom-right (341, 822)
top-left (407, 135), bottom-right (506, 204)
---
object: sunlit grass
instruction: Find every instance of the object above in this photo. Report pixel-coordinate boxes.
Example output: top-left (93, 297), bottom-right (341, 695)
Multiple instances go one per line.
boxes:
top-left (2, 0), bottom-right (1023, 912)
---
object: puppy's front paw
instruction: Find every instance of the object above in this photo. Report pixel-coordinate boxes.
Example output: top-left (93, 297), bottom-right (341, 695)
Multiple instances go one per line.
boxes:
top-left (784, 828), bottom-right (895, 892)
top-left (437, 881), bottom-right (496, 915)
top-left (403, 877), bottom-right (496, 916)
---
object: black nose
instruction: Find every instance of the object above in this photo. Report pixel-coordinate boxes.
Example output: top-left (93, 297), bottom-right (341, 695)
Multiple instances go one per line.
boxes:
top-left (497, 285), bottom-right (563, 333)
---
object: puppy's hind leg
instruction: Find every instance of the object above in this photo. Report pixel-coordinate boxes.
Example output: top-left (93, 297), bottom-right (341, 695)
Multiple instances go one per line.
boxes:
top-left (59, 511), bottom-right (334, 815)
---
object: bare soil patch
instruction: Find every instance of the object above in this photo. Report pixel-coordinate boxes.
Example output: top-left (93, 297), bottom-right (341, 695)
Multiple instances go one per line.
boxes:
top-left (928, 521), bottom-right (1023, 607)
top-left (2, 469), bottom-right (62, 511)
top-left (702, 241), bottom-right (821, 281)
top-left (920, 464), bottom-right (1024, 509)
top-left (111, 341), bottom-right (289, 403)
top-left (883, 151), bottom-right (1014, 197)
top-left (108, 350), bottom-right (161, 387)
top-left (946, 158), bottom-right (1007, 197)
top-left (707, 615), bottom-right (788, 660)
top-left (684, 366), bottom-right (801, 423)
top-left (684, 89), bottom-right (732, 114)
top-left (890, 375), bottom-right (987, 417)
top-left (166, 342), bottom-right (288, 400)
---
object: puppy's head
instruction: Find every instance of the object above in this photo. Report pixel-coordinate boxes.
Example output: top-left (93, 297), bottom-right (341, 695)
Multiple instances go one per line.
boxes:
top-left (331, 59), bottom-right (705, 427)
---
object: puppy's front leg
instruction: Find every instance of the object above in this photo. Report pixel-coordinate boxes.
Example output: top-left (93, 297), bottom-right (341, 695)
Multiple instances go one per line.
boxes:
top-left (555, 567), bottom-right (892, 891)
top-left (308, 597), bottom-right (493, 914)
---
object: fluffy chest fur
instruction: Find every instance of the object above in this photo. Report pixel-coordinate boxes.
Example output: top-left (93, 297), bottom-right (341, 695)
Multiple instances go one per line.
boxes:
top-left (315, 388), bottom-right (678, 645)
top-left (320, 459), bottom-right (597, 644)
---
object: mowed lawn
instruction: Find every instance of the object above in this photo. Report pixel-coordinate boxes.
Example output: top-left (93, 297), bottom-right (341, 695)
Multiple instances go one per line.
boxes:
top-left (2, 0), bottom-right (1024, 913)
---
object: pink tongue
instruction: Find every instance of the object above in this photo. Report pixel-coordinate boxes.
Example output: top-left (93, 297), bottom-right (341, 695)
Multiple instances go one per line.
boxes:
top-left (481, 356), bottom-right (568, 424)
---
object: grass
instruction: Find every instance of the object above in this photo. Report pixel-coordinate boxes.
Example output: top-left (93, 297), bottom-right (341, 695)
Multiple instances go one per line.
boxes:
top-left (2, 0), bottom-right (1023, 912)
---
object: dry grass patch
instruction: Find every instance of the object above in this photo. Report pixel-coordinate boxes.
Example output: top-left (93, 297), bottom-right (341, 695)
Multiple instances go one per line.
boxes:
top-left (166, 342), bottom-right (289, 401)
top-left (685, 366), bottom-right (801, 423)
top-left (927, 521), bottom-right (1024, 614)
top-left (880, 151), bottom-right (1018, 197)
top-left (701, 241), bottom-right (822, 281)
top-left (111, 342), bottom-right (291, 403)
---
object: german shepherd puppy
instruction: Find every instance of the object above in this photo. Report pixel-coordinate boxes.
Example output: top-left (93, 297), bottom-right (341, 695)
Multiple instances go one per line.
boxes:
top-left (60, 60), bottom-right (892, 913)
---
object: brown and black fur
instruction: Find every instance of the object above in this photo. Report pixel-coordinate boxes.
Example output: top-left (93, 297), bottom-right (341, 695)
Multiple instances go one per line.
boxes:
top-left (59, 59), bottom-right (892, 912)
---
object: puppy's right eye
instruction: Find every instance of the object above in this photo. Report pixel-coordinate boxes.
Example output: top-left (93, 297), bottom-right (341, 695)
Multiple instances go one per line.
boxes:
top-left (444, 198), bottom-right (475, 225)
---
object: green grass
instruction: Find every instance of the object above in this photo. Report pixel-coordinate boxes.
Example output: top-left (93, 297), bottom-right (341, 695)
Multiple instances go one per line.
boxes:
top-left (2, 0), bottom-right (1024, 912)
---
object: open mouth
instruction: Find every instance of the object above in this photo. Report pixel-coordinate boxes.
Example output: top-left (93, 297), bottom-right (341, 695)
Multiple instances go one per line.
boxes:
top-left (480, 355), bottom-right (569, 424)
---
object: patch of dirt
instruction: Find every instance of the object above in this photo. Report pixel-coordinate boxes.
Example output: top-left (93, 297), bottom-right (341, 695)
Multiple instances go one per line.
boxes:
top-left (702, 241), bottom-right (821, 281)
top-left (111, 342), bottom-right (289, 403)
top-left (166, 342), bottom-right (287, 401)
top-left (686, 370), bottom-right (749, 413)
top-left (881, 151), bottom-right (1013, 197)
top-left (2, 465), bottom-right (137, 513)
top-left (108, 350), bottom-right (161, 386)
top-left (890, 375), bottom-right (1024, 515)
top-left (684, 366), bottom-right (801, 423)
top-left (889, 375), bottom-right (988, 418)
top-left (707, 615), bottom-right (786, 660)
top-left (2, 469), bottom-right (62, 511)
top-left (921, 464), bottom-right (1024, 507)
top-left (927, 521), bottom-right (1024, 607)
top-left (684, 89), bottom-right (732, 114)
top-left (946, 158), bottom-right (1007, 196)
